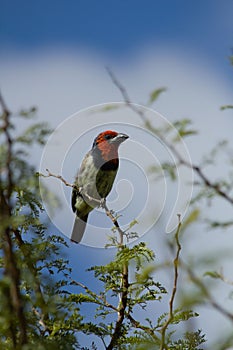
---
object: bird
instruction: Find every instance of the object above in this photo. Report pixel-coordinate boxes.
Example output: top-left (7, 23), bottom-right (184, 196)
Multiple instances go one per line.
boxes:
top-left (71, 130), bottom-right (129, 243)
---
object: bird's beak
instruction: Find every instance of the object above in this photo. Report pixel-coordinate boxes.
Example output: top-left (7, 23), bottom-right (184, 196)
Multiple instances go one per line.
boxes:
top-left (111, 133), bottom-right (129, 144)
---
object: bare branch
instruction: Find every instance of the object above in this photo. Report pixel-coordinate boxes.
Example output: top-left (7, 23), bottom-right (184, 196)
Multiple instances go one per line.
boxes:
top-left (160, 215), bottom-right (182, 349)
top-left (106, 67), bottom-right (147, 122)
top-left (219, 268), bottom-right (233, 286)
top-left (40, 169), bottom-right (78, 190)
top-left (101, 201), bottom-right (125, 245)
top-left (106, 260), bottom-right (128, 350)
top-left (192, 165), bottom-right (233, 205)
top-left (0, 89), bottom-right (10, 116)
top-left (184, 263), bottom-right (233, 323)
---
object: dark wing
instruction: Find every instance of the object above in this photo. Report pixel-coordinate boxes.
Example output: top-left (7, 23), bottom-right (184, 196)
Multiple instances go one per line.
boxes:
top-left (71, 150), bottom-right (91, 212)
top-left (71, 187), bottom-right (79, 213)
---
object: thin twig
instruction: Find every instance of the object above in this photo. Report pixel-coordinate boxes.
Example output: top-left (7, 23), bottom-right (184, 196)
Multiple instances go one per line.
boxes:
top-left (101, 201), bottom-right (125, 245)
top-left (184, 263), bottom-right (233, 323)
top-left (160, 214), bottom-right (182, 350)
top-left (106, 259), bottom-right (128, 350)
top-left (219, 268), bottom-right (233, 286)
top-left (32, 307), bottom-right (49, 334)
top-left (127, 313), bottom-right (159, 341)
top-left (71, 279), bottom-right (118, 312)
top-left (0, 90), bottom-right (10, 115)
top-left (41, 169), bottom-right (78, 190)
top-left (106, 67), bottom-right (147, 122)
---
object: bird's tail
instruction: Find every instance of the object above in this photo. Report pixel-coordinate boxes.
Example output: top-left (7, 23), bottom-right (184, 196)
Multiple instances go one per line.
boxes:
top-left (71, 214), bottom-right (88, 244)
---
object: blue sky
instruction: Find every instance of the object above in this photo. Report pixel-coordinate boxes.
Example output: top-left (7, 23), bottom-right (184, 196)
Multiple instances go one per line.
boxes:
top-left (1, 1), bottom-right (233, 62)
top-left (1, 1), bottom-right (233, 347)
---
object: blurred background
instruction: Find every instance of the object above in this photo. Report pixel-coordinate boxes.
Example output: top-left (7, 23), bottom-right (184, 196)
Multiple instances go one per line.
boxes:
top-left (1, 1), bottom-right (233, 347)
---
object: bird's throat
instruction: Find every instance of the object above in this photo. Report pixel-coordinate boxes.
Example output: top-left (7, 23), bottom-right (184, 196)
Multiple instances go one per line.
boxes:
top-left (92, 142), bottom-right (119, 171)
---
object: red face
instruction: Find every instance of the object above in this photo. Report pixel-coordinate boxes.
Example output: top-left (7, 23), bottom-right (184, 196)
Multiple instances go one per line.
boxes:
top-left (93, 130), bottom-right (118, 146)
top-left (92, 130), bottom-right (128, 162)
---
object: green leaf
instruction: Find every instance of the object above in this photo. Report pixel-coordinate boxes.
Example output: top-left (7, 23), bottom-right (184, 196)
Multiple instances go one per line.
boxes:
top-left (181, 208), bottom-right (200, 232)
top-left (16, 122), bottom-right (52, 145)
top-left (171, 309), bottom-right (199, 324)
top-left (173, 119), bottom-right (197, 141)
top-left (136, 265), bottom-right (156, 284)
top-left (204, 271), bottom-right (222, 279)
top-left (148, 87), bottom-right (167, 104)
top-left (220, 105), bottom-right (233, 111)
top-left (19, 106), bottom-right (37, 118)
top-left (101, 104), bottom-right (120, 112)
top-left (148, 162), bottom-right (177, 181)
top-left (67, 293), bottom-right (98, 304)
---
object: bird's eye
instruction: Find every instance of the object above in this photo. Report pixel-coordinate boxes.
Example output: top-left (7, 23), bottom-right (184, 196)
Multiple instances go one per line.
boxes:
top-left (104, 134), bottom-right (112, 140)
